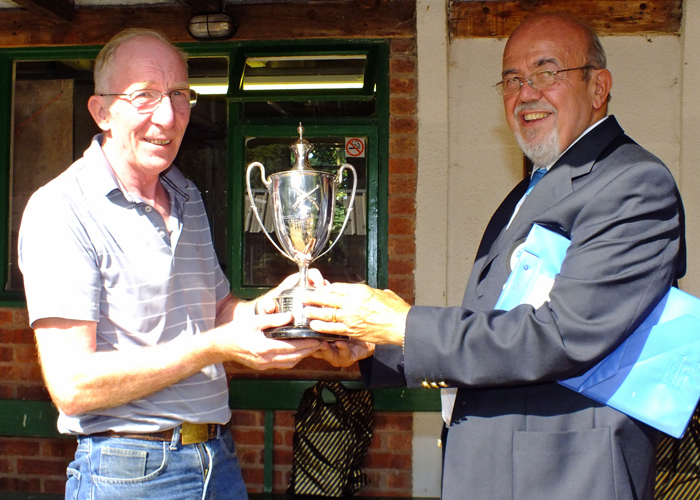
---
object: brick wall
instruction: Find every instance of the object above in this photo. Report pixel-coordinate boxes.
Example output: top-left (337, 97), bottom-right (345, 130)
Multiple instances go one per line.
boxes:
top-left (0, 35), bottom-right (419, 496)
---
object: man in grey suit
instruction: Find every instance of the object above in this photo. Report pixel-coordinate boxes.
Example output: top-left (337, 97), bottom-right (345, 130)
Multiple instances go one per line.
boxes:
top-left (305, 13), bottom-right (685, 500)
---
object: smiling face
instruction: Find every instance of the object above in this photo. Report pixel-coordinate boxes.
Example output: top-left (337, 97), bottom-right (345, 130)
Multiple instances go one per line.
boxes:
top-left (88, 35), bottom-right (190, 182)
top-left (501, 16), bottom-right (611, 167)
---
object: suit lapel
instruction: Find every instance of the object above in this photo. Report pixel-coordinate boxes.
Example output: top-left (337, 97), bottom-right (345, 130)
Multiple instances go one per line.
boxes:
top-left (467, 116), bottom-right (626, 307)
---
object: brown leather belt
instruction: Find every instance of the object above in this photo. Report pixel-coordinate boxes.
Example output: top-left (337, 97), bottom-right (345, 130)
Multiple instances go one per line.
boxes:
top-left (92, 421), bottom-right (230, 446)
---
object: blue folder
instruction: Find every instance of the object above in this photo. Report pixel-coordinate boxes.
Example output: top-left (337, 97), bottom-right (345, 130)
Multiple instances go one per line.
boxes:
top-left (496, 224), bottom-right (700, 438)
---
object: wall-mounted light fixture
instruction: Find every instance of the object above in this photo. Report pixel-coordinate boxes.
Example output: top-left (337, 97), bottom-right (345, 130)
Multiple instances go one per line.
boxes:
top-left (188, 13), bottom-right (238, 40)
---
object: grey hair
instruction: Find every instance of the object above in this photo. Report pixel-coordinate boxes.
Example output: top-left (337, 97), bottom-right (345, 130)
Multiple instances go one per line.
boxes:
top-left (93, 28), bottom-right (188, 94)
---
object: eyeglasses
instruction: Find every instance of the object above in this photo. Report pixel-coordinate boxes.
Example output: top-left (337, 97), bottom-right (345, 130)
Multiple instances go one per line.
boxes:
top-left (493, 66), bottom-right (595, 96)
top-left (98, 88), bottom-right (198, 113)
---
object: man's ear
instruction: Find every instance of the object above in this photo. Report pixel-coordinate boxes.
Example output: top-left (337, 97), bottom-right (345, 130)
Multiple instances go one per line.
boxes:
top-left (87, 95), bottom-right (111, 132)
top-left (591, 68), bottom-right (612, 110)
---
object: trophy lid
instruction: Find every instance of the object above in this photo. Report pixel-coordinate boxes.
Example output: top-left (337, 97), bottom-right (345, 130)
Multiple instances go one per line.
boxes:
top-left (290, 123), bottom-right (315, 171)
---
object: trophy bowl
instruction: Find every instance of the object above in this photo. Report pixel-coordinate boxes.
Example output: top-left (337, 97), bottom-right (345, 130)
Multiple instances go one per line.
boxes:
top-left (246, 124), bottom-right (357, 341)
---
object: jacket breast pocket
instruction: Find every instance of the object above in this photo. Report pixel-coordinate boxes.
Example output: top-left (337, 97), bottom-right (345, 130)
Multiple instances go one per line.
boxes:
top-left (512, 427), bottom-right (616, 500)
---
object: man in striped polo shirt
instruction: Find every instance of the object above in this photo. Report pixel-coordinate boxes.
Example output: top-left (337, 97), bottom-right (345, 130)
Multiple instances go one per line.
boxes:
top-left (18, 29), bottom-right (321, 500)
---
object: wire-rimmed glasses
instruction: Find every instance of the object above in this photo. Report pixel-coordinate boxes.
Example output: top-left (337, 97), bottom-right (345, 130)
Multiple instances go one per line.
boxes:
top-left (493, 66), bottom-right (595, 96)
top-left (98, 88), bottom-right (198, 113)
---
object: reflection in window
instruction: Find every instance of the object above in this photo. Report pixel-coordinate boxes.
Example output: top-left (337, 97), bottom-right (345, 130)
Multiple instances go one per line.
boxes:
top-left (242, 55), bottom-right (367, 91)
top-left (9, 60), bottom-right (99, 291)
top-left (244, 136), bottom-right (367, 287)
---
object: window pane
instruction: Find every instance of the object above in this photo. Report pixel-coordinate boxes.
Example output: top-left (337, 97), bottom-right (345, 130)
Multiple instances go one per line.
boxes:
top-left (175, 57), bottom-right (229, 273)
top-left (8, 60), bottom-right (98, 292)
top-left (241, 99), bottom-right (375, 119)
top-left (242, 55), bottom-right (366, 91)
top-left (244, 136), bottom-right (367, 287)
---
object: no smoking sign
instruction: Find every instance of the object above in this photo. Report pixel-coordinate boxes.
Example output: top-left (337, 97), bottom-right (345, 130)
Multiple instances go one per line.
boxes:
top-left (345, 137), bottom-right (365, 158)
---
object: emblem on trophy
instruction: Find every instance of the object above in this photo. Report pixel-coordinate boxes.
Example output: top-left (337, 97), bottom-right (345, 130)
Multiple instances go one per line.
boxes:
top-left (246, 124), bottom-right (358, 340)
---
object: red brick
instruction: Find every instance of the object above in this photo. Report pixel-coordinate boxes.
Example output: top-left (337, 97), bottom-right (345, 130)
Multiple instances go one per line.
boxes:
top-left (276, 448), bottom-right (293, 465)
top-left (390, 117), bottom-right (417, 134)
top-left (387, 433), bottom-right (412, 451)
top-left (388, 277), bottom-right (414, 296)
top-left (231, 428), bottom-right (264, 445)
top-left (13, 309), bottom-right (30, 328)
top-left (390, 57), bottom-right (416, 75)
top-left (16, 385), bottom-right (50, 400)
top-left (391, 38), bottom-right (416, 54)
top-left (390, 77), bottom-right (416, 95)
top-left (230, 409), bottom-right (260, 427)
top-left (0, 458), bottom-right (13, 473)
top-left (363, 451), bottom-right (411, 470)
top-left (44, 478), bottom-right (67, 494)
top-left (0, 477), bottom-right (41, 492)
top-left (15, 345), bottom-right (38, 363)
top-left (17, 458), bottom-right (68, 476)
top-left (389, 157), bottom-right (416, 175)
top-left (0, 347), bottom-right (13, 362)
top-left (389, 176), bottom-right (417, 196)
top-left (388, 197), bottom-right (415, 216)
top-left (0, 439), bottom-right (41, 456)
top-left (41, 440), bottom-right (75, 458)
top-left (390, 97), bottom-right (417, 115)
top-left (236, 448), bottom-right (261, 466)
top-left (0, 328), bottom-right (35, 344)
top-left (374, 413), bottom-right (413, 430)
top-left (389, 217), bottom-right (415, 235)
top-left (389, 136), bottom-right (417, 155)
top-left (388, 259), bottom-right (414, 276)
top-left (388, 236), bottom-right (415, 256)
top-left (276, 410), bottom-right (295, 427)
top-left (0, 364), bottom-right (43, 382)
top-left (0, 310), bottom-right (15, 325)
top-left (387, 470), bottom-right (412, 490)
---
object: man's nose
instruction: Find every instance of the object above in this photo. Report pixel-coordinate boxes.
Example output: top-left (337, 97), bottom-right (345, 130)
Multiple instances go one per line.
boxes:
top-left (151, 95), bottom-right (176, 127)
top-left (517, 79), bottom-right (543, 100)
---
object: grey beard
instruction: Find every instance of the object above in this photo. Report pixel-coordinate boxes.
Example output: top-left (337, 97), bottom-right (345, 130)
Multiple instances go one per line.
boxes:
top-left (515, 126), bottom-right (561, 168)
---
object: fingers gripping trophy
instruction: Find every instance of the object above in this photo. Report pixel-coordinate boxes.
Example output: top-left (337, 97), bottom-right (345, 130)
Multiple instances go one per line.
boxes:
top-left (246, 124), bottom-right (357, 340)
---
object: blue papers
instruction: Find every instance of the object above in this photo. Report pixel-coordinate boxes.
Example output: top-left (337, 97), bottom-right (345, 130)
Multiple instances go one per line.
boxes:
top-left (496, 224), bottom-right (700, 438)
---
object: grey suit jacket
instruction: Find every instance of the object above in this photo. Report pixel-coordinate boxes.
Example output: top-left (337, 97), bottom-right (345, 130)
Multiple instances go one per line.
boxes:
top-left (361, 116), bottom-right (686, 500)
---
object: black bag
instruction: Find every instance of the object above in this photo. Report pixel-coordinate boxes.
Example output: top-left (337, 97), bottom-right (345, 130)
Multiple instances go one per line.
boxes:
top-left (656, 403), bottom-right (700, 499)
top-left (288, 381), bottom-right (373, 497)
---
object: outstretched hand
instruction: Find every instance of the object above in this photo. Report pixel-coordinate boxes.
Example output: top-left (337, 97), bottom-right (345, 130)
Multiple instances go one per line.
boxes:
top-left (304, 283), bottom-right (410, 345)
top-left (312, 339), bottom-right (375, 367)
top-left (216, 312), bottom-right (322, 370)
top-left (255, 268), bottom-right (328, 315)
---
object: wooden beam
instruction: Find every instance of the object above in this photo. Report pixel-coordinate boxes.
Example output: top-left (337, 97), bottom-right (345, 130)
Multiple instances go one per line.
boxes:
top-left (11, 0), bottom-right (75, 24)
top-left (449, 0), bottom-right (683, 38)
top-left (180, 0), bottom-right (223, 13)
top-left (0, 1), bottom-right (415, 47)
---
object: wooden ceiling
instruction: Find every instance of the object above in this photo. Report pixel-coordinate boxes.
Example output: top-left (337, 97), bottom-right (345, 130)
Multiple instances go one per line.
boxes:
top-left (0, 0), bottom-right (683, 47)
top-left (8, 1), bottom-right (226, 24)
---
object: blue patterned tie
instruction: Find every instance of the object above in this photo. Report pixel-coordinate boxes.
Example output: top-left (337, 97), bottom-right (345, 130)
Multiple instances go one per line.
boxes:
top-left (525, 168), bottom-right (547, 196)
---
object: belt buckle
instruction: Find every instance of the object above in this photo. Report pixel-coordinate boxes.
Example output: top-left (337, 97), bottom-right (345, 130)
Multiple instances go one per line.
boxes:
top-left (181, 422), bottom-right (210, 445)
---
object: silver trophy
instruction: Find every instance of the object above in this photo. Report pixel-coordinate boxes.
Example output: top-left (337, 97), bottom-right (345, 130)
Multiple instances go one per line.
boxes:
top-left (246, 124), bottom-right (357, 340)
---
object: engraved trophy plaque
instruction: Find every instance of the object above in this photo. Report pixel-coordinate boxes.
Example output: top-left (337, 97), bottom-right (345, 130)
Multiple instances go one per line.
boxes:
top-left (246, 124), bottom-right (357, 340)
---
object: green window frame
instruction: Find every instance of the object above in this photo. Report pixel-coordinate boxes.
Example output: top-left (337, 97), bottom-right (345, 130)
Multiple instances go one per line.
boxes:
top-left (0, 39), bottom-right (389, 305)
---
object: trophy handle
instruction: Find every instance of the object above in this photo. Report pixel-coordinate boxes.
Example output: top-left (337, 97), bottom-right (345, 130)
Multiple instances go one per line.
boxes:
top-left (317, 163), bottom-right (358, 260)
top-left (246, 162), bottom-right (293, 260)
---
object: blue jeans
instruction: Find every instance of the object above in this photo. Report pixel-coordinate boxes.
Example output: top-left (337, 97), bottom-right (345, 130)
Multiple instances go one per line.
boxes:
top-left (65, 425), bottom-right (248, 500)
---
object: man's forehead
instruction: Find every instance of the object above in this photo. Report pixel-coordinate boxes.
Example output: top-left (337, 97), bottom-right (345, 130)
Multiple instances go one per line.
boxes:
top-left (502, 26), bottom-right (586, 73)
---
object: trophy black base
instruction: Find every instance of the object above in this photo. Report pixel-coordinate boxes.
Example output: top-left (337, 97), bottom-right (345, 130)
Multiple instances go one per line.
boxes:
top-left (264, 325), bottom-right (350, 342)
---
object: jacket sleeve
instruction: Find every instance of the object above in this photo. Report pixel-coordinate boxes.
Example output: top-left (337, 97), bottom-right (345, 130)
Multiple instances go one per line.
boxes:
top-left (402, 157), bottom-right (683, 390)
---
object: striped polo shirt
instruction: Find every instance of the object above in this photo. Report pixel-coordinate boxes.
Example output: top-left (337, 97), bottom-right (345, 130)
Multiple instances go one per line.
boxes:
top-left (18, 135), bottom-right (232, 435)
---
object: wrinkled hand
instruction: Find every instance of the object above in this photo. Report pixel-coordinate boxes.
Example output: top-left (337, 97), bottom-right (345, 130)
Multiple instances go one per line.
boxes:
top-left (255, 268), bottom-right (328, 315)
top-left (304, 283), bottom-right (410, 345)
top-left (311, 340), bottom-right (375, 368)
top-left (217, 312), bottom-right (321, 370)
